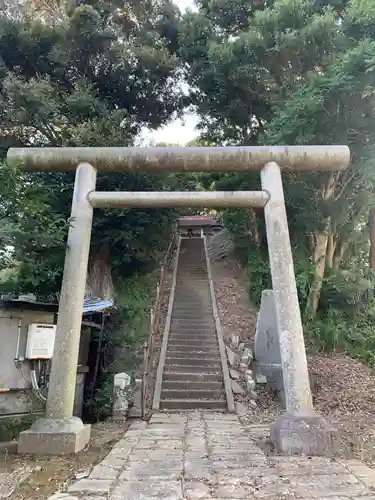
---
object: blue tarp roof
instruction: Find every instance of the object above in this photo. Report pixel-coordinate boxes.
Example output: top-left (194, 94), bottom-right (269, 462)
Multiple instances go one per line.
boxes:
top-left (82, 298), bottom-right (115, 314)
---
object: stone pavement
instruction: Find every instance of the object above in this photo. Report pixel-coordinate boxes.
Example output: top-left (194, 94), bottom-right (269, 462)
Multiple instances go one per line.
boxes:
top-left (49, 413), bottom-right (375, 500)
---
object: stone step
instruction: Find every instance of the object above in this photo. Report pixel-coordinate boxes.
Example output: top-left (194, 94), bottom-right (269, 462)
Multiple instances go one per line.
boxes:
top-left (166, 350), bottom-right (220, 359)
top-left (176, 279), bottom-right (208, 283)
top-left (167, 341), bottom-right (218, 350)
top-left (170, 331), bottom-right (215, 337)
top-left (170, 330), bottom-right (215, 337)
top-left (173, 296), bottom-right (211, 301)
top-left (174, 286), bottom-right (210, 290)
top-left (176, 270), bottom-right (207, 273)
top-left (169, 332), bottom-right (215, 339)
top-left (165, 357), bottom-right (221, 367)
top-left (171, 314), bottom-right (213, 320)
top-left (176, 270), bottom-right (206, 273)
top-left (167, 343), bottom-right (218, 351)
top-left (167, 346), bottom-right (219, 355)
top-left (162, 380), bottom-right (224, 390)
top-left (163, 365), bottom-right (222, 374)
top-left (163, 372), bottom-right (223, 382)
top-left (170, 321), bottom-right (215, 328)
top-left (174, 294), bottom-right (210, 298)
top-left (172, 307), bottom-right (212, 313)
top-left (172, 302), bottom-right (212, 309)
top-left (168, 334), bottom-right (217, 342)
top-left (177, 276), bottom-right (207, 279)
top-left (161, 389), bottom-right (226, 400)
top-left (160, 398), bottom-right (227, 411)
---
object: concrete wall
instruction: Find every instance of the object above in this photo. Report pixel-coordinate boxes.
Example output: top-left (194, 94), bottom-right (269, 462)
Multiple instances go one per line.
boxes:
top-left (0, 309), bottom-right (55, 391)
top-left (0, 308), bottom-right (90, 416)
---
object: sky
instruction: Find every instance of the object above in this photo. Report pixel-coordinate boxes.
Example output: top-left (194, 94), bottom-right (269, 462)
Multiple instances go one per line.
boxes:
top-left (142, 0), bottom-right (198, 145)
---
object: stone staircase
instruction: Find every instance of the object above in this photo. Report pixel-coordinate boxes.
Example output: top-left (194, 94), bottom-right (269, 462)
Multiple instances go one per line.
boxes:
top-left (158, 237), bottom-right (227, 411)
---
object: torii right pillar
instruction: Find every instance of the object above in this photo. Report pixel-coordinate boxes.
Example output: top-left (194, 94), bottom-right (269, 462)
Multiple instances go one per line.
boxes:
top-left (261, 162), bottom-right (336, 455)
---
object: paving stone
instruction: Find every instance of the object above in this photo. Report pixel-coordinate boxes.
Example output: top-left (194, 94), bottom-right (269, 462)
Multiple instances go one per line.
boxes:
top-left (267, 457), bottom-right (348, 476)
top-left (82, 497), bottom-right (107, 500)
top-left (293, 485), bottom-right (370, 498)
top-left (128, 421), bottom-right (147, 430)
top-left (339, 460), bottom-right (375, 488)
top-left (100, 455), bottom-right (128, 469)
top-left (211, 456), bottom-right (267, 470)
top-left (47, 494), bottom-right (79, 500)
top-left (110, 480), bottom-right (183, 500)
top-left (184, 481), bottom-right (212, 499)
top-left (123, 429), bottom-right (144, 438)
top-left (289, 473), bottom-right (360, 488)
top-left (185, 460), bottom-right (212, 481)
top-left (120, 459), bottom-right (183, 480)
top-left (89, 464), bottom-right (119, 480)
top-left (213, 484), bottom-right (257, 498)
top-left (55, 412), bottom-right (375, 500)
top-left (68, 479), bottom-right (113, 495)
top-left (214, 468), bottom-right (272, 486)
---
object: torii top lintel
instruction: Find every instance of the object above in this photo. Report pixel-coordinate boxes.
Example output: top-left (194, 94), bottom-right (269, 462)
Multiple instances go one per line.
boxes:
top-left (6, 145), bottom-right (350, 173)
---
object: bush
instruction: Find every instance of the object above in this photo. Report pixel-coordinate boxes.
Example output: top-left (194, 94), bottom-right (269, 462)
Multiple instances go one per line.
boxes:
top-left (83, 272), bottom-right (155, 421)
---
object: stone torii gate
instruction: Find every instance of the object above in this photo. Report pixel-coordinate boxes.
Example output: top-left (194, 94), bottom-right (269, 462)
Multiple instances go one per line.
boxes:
top-left (7, 145), bottom-right (350, 456)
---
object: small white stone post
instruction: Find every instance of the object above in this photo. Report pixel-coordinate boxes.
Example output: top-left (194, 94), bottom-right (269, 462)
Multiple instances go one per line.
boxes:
top-left (261, 162), bottom-right (336, 455)
top-left (18, 163), bottom-right (96, 455)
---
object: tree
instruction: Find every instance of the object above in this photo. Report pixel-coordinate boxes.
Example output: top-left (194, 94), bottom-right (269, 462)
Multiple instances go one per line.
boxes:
top-left (178, 0), bottom-right (375, 319)
top-left (0, 0), bottom-right (182, 298)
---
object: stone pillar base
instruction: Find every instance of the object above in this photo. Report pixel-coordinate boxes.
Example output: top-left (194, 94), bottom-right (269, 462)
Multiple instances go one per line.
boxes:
top-left (270, 414), bottom-right (337, 456)
top-left (18, 417), bottom-right (90, 455)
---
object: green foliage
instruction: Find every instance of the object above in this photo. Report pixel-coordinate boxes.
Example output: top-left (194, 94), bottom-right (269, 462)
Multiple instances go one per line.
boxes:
top-left (0, 414), bottom-right (38, 442)
top-left (84, 272), bottom-right (155, 421)
top-left (177, 0), bottom-right (375, 361)
top-left (247, 253), bottom-right (271, 306)
top-left (0, 0), bottom-right (181, 298)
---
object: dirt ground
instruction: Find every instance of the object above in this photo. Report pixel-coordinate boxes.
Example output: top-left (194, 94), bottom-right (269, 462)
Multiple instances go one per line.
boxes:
top-left (211, 252), bottom-right (375, 467)
top-left (0, 421), bottom-right (127, 500)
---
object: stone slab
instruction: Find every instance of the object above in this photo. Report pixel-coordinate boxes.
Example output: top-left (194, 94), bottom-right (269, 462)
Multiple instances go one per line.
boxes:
top-left (111, 480), bottom-right (183, 500)
top-left (253, 290), bottom-right (285, 404)
top-left (183, 481), bottom-right (211, 499)
top-left (271, 414), bottom-right (338, 456)
top-left (89, 464), bottom-right (119, 480)
top-left (18, 418), bottom-right (90, 455)
top-left (68, 478), bottom-right (113, 494)
top-left (47, 494), bottom-right (79, 500)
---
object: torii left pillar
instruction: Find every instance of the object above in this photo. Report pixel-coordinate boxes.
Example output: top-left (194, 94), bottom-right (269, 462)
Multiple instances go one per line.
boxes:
top-left (18, 163), bottom-right (96, 454)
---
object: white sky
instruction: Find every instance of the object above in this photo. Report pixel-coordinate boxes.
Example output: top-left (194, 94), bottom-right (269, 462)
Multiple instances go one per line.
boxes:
top-left (141, 0), bottom-right (198, 146)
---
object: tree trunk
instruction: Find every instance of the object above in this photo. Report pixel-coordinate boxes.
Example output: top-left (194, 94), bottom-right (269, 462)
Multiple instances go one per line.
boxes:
top-left (326, 231), bottom-right (336, 269)
top-left (333, 238), bottom-right (348, 270)
top-left (305, 229), bottom-right (329, 318)
top-left (370, 210), bottom-right (375, 270)
top-left (86, 242), bottom-right (113, 299)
